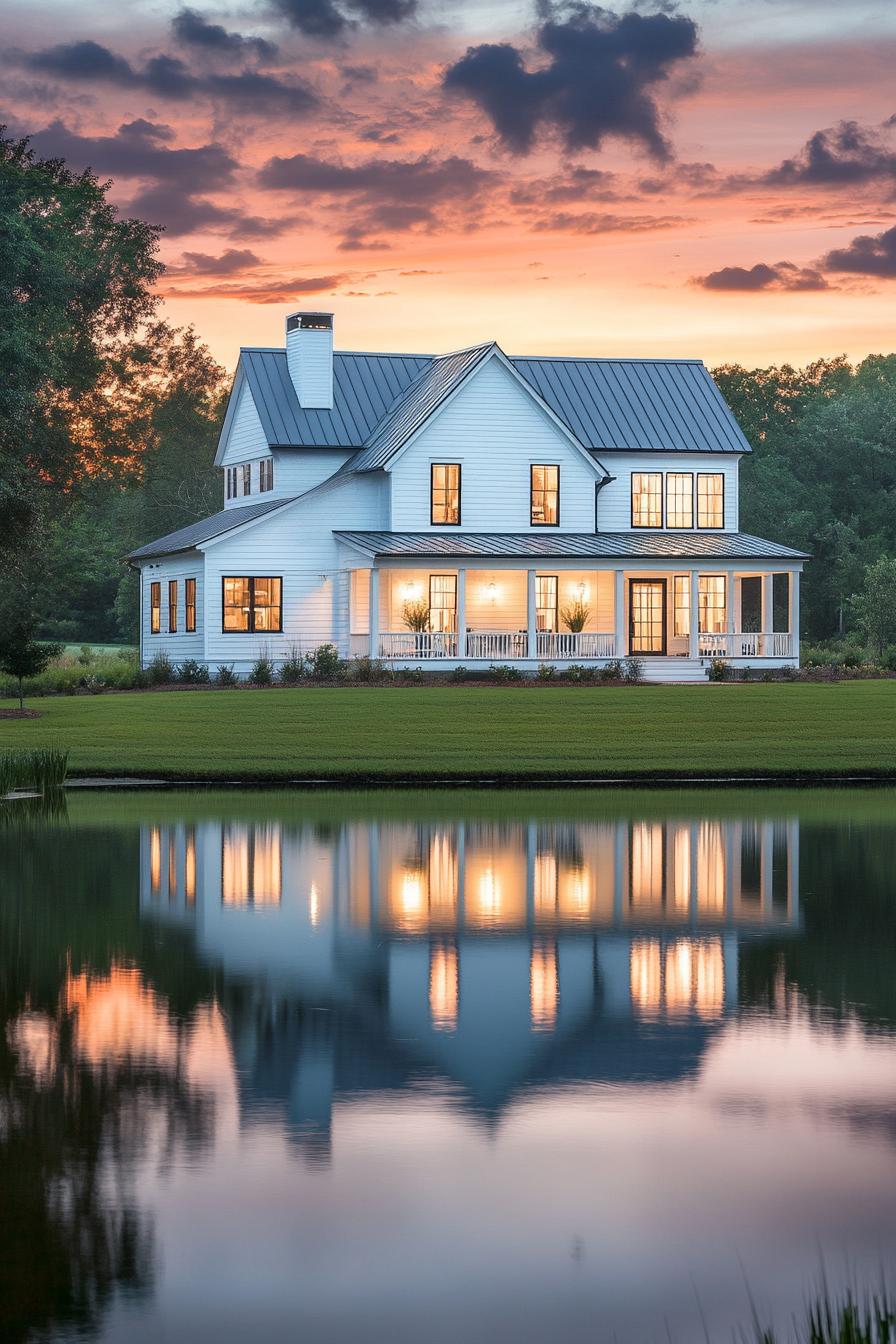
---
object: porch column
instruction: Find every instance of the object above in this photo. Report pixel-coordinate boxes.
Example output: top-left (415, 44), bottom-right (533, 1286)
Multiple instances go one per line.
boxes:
top-left (456, 567), bottom-right (467, 660)
top-left (726, 571), bottom-right (736, 637)
top-left (527, 569), bottom-right (537, 660)
top-left (613, 569), bottom-right (625, 658)
top-left (368, 566), bottom-right (380, 660)
top-left (688, 569), bottom-right (699, 659)
top-left (762, 572), bottom-right (774, 635)
top-left (790, 570), bottom-right (800, 657)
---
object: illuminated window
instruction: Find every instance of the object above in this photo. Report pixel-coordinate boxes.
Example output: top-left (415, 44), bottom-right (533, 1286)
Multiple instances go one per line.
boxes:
top-left (673, 575), bottom-right (690, 637)
top-left (167, 834), bottom-right (177, 899)
top-left (531, 465), bottom-right (559, 526)
top-left (534, 851), bottom-right (558, 917)
top-left (697, 473), bottom-right (724, 528)
top-left (259, 458), bottom-right (274, 492)
top-left (530, 942), bottom-right (558, 1029)
top-left (430, 944), bottom-right (458, 1031)
top-left (671, 825), bottom-right (691, 913)
top-left (630, 823), bottom-right (664, 907)
top-left (536, 575), bottom-right (558, 632)
top-left (168, 579), bottom-right (178, 634)
top-left (559, 862), bottom-right (591, 919)
top-left (630, 938), bottom-right (724, 1020)
top-left (185, 828), bottom-right (196, 904)
top-left (185, 577), bottom-right (196, 633)
top-left (630, 939), bottom-right (662, 1017)
top-left (429, 574), bottom-right (457, 633)
top-left (698, 575), bottom-right (726, 634)
top-left (150, 582), bottom-right (161, 634)
top-left (428, 832), bottom-right (458, 924)
top-left (696, 821), bottom-right (725, 912)
top-left (149, 826), bottom-right (161, 894)
top-left (241, 463), bottom-right (251, 496)
top-left (222, 824), bottom-right (282, 906)
top-left (222, 576), bottom-right (282, 632)
top-left (431, 464), bottom-right (460, 524)
top-left (631, 472), bottom-right (662, 528)
top-left (666, 473), bottom-right (694, 528)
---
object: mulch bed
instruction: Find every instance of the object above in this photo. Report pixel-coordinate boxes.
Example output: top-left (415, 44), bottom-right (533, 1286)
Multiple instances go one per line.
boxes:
top-left (0, 708), bottom-right (42, 718)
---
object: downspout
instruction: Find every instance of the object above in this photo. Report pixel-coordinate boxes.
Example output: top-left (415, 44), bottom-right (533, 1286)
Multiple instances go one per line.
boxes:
top-left (594, 475), bottom-right (615, 532)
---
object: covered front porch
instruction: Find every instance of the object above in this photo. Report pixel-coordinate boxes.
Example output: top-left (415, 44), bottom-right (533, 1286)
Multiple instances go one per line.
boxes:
top-left (346, 560), bottom-right (800, 669)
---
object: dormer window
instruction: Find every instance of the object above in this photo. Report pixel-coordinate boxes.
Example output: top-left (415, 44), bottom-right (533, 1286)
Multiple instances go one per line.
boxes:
top-left (242, 463), bottom-right (251, 497)
top-left (431, 464), bottom-right (461, 525)
top-left (259, 458), bottom-right (274, 492)
top-left (531, 465), bottom-right (559, 526)
top-left (226, 466), bottom-right (238, 500)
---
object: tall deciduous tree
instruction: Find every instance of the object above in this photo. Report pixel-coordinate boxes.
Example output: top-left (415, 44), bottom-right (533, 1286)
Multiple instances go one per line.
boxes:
top-left (849, 556), bottom-right (896, 659)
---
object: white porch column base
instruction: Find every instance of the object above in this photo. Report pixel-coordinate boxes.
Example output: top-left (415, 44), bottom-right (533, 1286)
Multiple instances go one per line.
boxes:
top-left (368, 566), bottom-right (380, 660)
top-left (456, 567), bottom-right (467, 661)
top-left (527, 569), bottom-right (537, 660)
top-left (688, 569), bottom-right (699, 659)
top-left (613, 570), bottom-right (625, 658)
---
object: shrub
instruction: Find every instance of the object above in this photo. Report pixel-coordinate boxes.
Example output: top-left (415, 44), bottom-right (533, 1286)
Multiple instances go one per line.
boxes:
top-left (147, 650), bottom-right (174, 685)
top-left (77, 643), bottom-right (94, 666)
top-left (740, 665), bottom-right (753, 681)
top-left (450, 664), bottom-right (468, 682)
top-left (215, 663), bottom-right (238, 687)
top-left (308, 643), bottom-right (343, 679)
top-left (565, 663), bottom-right (590, 683)
top-left (708, 657), bottom-right (730, 682)
top-left (488, 663), bottom-right (522, 682)
top-left (250, 656), bottom-right (273, 686)
top-left (599, 659), bottom-right (624, 682)
top-left (536, 662), bottom-right (556, 681)
top-left (178, 658), bottom-right (210, 684)
top-left (278, 646), bottom-right (307, 685)
top-left (623, 656), bottom-right (644, 684)
top-left (344, 655), bottom-right (386, 683)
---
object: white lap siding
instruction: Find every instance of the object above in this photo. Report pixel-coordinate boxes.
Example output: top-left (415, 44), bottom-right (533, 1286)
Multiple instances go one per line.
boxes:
top-left (388, 357), bottom-right (602, 532)
top-left (140, 555), bottom-right (204, 667)
top-left (202, 473), bottom-right (386, 670)
top-left (596, 452), bottom-right (740, 532)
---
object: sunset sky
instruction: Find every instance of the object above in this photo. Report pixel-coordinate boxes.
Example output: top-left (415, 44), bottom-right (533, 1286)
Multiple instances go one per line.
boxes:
top-left (5, 0), bottom-right (896, 369)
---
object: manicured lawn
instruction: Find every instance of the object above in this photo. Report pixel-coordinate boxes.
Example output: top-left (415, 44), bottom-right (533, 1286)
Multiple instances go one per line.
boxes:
top-left (2, 682), bottom-right (895, 780)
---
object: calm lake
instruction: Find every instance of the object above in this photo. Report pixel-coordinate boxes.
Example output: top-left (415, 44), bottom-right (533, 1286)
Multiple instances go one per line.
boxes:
top-left (1, 787), bottom-right (895, 1343)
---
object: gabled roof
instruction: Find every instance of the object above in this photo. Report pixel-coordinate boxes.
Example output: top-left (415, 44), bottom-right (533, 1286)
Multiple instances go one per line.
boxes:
top-left (128, 497), bottom-right (297, 561)
top-left (335, 530), bottom-right (809, 561)
top-left (228, 346), bottom-right (751, 457)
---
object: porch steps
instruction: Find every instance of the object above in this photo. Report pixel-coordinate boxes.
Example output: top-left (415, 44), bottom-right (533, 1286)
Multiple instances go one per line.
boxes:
top-left (638, 657), bottom-right (709, 684)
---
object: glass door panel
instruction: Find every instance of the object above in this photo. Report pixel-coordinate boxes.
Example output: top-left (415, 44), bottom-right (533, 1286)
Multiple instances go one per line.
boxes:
top-left (629, 580), bottom-right (667, 654)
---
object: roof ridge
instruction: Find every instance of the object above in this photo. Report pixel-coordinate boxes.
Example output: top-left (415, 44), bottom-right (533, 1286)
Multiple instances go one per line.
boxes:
top-left (511, 355), bottom-right (705, 365)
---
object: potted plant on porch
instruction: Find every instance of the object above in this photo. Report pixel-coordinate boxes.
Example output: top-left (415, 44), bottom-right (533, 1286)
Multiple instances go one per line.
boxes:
top-left (402, 599), bottom-right (431, 657)
top-left (560, 596), bottom-right (590, 653)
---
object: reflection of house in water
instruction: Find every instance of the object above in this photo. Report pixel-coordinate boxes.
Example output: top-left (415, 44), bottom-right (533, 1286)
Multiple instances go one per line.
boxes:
top-left (140, 814), bottom-right (799, 1156)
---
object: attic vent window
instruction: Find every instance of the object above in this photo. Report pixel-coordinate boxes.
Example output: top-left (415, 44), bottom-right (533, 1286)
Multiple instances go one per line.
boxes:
top-left (286, 313), bottom-right (332, 332)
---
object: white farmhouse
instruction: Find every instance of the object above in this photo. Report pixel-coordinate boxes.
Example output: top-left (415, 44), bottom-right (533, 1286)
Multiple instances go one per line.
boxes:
top-left (129, 311), bottom-right (807, 679)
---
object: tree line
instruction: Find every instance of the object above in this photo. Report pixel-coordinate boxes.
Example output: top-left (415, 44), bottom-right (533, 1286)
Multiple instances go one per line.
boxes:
top-left (2, 127), bottom-right (895, 650)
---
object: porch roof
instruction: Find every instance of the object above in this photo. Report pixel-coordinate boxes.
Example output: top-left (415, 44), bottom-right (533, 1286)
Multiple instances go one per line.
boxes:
top-left (335, 530), bottom-right (809, 562)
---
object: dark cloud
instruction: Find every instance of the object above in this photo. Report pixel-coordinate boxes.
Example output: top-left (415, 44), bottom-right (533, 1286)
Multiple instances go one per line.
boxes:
top-left (822, 224), bottom-right (896, 277)
top-left (443, 3), bottom-right (699, 159)
top-left (29, 118), bottom-right (238, 192)
top-left (510, 165), bottom-right (622, 205)
top-left (532, 210), bottom-right (693, 233)
top-left (761, 119), bottom-right (896, 190)
top-left (19, 39), bottom-right (317, 113)
top-left (167, 248), bottom-right (264, 276)
top-left (160, 273), bottom-right (352, 302)
top-left (258, 151), bottom-right (495, 244)
top-left (697, 261), bottom-right (829, 292)
top-left (269, 0), bottom-right (416, 40)
top-left (171, 9), bottom-right (278, 60)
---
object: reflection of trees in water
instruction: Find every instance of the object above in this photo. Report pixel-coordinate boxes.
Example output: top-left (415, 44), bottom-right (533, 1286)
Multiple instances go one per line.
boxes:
top-left (0, 822), bottom-right (218, 1343)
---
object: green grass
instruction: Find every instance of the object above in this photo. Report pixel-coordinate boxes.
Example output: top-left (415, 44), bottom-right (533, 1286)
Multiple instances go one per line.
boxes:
top-left (1, 681), bottom-right (895, 780)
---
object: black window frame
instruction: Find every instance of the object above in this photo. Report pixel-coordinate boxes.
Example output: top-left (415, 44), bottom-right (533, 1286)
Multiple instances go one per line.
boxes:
top-left (168, 579), bottom-right (178, 634)
top-left (631, 471), bottom-right (663, 529)
top-left (665, 471), bottom-right (694, 530)
top-left (536, 574), bottom-right (559, 632)
top-left (150, 580), bottom-right (161, 634)
top-left (530, 464), bottom-right (560, 527)
top-left (259, 458), bottom-right (274, 493)
top-left (428, 573), bottom-right (458, 632)
top-left (221, 576), bottom-right (283, 634)
top-left (430, 463), bottom-right (461, 526)
top-left (185, 577), bottom-right (197, 633)
top-left (696, 472), bottom-right (725, 529)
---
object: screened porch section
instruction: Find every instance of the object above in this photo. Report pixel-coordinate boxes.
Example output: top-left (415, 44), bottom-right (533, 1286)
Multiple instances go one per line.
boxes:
top-left (348, 565), bottom-right (800, 662)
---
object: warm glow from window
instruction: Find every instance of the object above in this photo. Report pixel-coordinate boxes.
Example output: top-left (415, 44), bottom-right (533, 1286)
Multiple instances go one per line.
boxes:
top-left (428, 832), bottom-right (458, 923)
top-left (429, 574), bottom-right (457, 634)
top-left (534, 852), bottom-right (558, 917)
top-left (536, 575), bottom-right (558, 633)
top-left (664, 941), bottom-right (695, 1017)
top-left (477, 866), bottom-right (501, 920)
top-left (694, 941), bottom-right (725, 1018)
top-left (185, 577), bottom-right (196, 633)
top-left (673, 575), bottom-right (690, 638)
top-left (672, 825), bottom-right (691, 913)
top-left (430, 944), bottom-right (458, 1031)
top-left (559, 864), bottom-right (591, 919)
top-left (223, 577), bottom-right (282, 633)
top-left (630, 938), bottom-right (724, 1019)
top-left (698, 575), bottom-right (727, 634)
top-left (252, 827), bottom-right (281, 904)
top-left (630, 940), bottom-right (662, 1016)
top-left (696, 822), bottom-right (726, 912)
top-left (150, 582), bottom-right (161, 634)
top-left (531, 465), bottom-right (559, 525)
top-left (666, 473), bottom-right (694, 529)
top-left (149, 826), bottom-right (161, 894)
top-left (697, 473), bottom-right (724, 528)
top-left (632, 472), bottom-right (662, 527)
top-left (431, 463), bottom-right (460, 525)
top-left (309, 881), bottom-right (320, 927)
top-left (222, 825), bottom-right (282, 905)
top-left (168, 835), bottom-right (177, 898)
top-left (631, 823), bottom-right (664, 907)
top-left (530, 942), bottom-right (558, 1029)
top-left (222, 831), bottom-right (250, 905)
top-left (185, 830), bottom-right (196, 904)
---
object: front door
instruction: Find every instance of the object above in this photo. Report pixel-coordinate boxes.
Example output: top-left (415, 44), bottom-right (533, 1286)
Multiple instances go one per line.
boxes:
top-left (629, 579), bottom-right (667, 655)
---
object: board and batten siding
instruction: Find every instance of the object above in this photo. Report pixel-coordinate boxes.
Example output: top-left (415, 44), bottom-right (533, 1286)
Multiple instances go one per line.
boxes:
top-left (596, 452), bottom-right (740, 532)
top-left (202, 473), bottom-right (386, 666)
top-left (388, 357), bottom-right (602, 533)
top-left (140, 555), bottom-right (204, 666)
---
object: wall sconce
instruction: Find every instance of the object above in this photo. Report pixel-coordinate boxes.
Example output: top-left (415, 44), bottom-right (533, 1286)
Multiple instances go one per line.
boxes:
top-left (401, 580), bottom-right (423, 602)
top-left (574, 581), bottom-right (589, 601)
top-left (487, 581), bottom-right (498, 604)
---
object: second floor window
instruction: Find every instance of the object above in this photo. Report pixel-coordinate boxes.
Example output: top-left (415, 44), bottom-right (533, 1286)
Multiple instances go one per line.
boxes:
top-left (632, 472), bottom-right (662, 528)
top-left (431, 464), bottom-right (460, 524)
top-left (223, 576), bottom-right (282, 632)
top-left (185, 577), bottom-right (196, 632)
top-left (226, 466), bottom-right (239, 499)
top-left (259, 458), bottom-right (274, 492)
top-left (666, 473), bottom-right (694, 529)
top-left (531, 465), bottom-right (559, 526)
top-left (150, 581), bottom-right (161, 634)
top-left (168, 580), bottom-right (178, 633)
top-left (697, 473), bottom-right (724, 528)
top-left (241, 463), bottom-right (251, 497)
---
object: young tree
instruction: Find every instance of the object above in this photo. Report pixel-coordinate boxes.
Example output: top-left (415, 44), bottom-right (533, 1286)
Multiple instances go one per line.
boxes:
top-left (0, 617), bottom-right (61, 710)
top-left (848, 556), bottom-right (896, 660)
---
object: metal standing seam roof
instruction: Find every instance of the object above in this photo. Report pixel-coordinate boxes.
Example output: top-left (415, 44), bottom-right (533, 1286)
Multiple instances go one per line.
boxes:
top-left (334, 531), bottom-right (809, 561)
top-left (235, 347), bottom-right (752, 456)
top-left (127, 496), bottom-right (298, 561)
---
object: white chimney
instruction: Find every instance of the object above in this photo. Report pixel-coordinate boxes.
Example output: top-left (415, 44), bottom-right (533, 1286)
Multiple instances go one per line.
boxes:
top-left (286, 311), bottom-right (333, 409)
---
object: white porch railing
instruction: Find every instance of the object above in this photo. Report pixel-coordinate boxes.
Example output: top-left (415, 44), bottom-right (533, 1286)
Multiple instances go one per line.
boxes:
top-left (699, 631), bottom-right (794, 659)
top-left (536, 631), bottom-right (616, 659)
top-left (464, 630), bottom-right (529, 660)
top-left (378, 631), bottom-right (458, 659)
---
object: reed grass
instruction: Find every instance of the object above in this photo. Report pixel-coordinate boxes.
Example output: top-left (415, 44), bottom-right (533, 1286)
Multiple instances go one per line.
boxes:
top-left (750, 1287), bottom-right (894, 1344)
top-left (0, 748), bottom-right (69, 796)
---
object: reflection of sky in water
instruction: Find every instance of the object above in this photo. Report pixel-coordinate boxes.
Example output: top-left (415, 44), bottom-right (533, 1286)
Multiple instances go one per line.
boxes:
top-left (7, 804), bottom-right (896, 1343)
